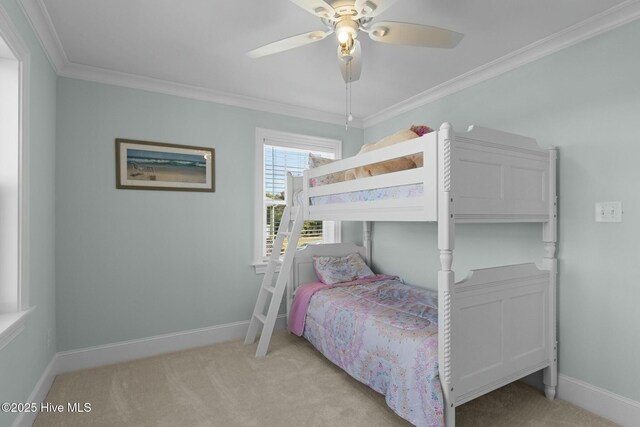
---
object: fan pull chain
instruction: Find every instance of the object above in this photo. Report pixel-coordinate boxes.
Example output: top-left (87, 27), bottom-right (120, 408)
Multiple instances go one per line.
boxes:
top-left (345, 74), bottom-right (348, 130)
top-left (345, 61), bottom-right (353, 130)
top-left (348, 72), bottom-right (353, 123)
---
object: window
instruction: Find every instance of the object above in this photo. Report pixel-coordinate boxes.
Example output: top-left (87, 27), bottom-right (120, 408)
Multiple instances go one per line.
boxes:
top-left (1, 8), bottom-right (31, 351)
top-left (253, 129), bottom-right (341, 273)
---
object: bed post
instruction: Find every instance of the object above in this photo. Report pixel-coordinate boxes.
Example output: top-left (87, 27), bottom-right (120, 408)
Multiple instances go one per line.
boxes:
top-left (438, 122), bottom-right (456, 426)
top-left (363, 221), bottom-right (372, 264)
top-left (542, 148), bottom-right (558, 400)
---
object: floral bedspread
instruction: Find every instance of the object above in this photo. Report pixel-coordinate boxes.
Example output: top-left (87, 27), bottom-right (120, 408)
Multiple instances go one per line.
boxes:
top-left (301, 277), bottom-right (443, 427)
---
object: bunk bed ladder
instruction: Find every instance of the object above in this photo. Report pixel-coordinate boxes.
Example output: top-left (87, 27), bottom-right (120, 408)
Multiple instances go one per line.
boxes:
top-left (245, 204), bottom-right (304, 357)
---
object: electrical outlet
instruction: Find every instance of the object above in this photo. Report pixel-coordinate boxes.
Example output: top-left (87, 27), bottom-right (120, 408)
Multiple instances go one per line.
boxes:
top-left (595, 201), bottom-right (622, 223)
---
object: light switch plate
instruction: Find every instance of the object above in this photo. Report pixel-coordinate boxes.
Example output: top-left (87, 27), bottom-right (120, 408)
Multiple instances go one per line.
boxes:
top-left (595, 201), bottom-right (622, 223)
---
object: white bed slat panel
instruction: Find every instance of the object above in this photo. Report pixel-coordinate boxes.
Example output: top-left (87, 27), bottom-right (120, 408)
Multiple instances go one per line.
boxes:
top-left (308, 167), bottom-right (425, 198)
top-left (457, 126), bottom-right (548, 157)
top-left (306, 136), bottom-right (433, 178)
top-left (453, 126), bottom-right (550, 221)
top-left (307, 197), bottom-right (435, 222)
top-left (453, 263), bottom-right (550, 403)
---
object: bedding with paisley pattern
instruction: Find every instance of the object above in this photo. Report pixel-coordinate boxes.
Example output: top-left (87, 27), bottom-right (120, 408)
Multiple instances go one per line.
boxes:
top-left (298, 276), bottom-right (443, 427)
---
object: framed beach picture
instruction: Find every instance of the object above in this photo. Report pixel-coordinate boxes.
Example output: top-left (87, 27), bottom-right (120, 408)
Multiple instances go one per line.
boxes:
top-left (116, 139), bottom-right (215, 192)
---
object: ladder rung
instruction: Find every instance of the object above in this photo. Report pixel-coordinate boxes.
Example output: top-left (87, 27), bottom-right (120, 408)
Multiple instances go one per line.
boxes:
top-left (280, 231), bottom-right (291, 237)
top-left (254, 313), bottom-right (266, 324)
top-left (271, 258), bottom-right (283, 265)
top-left (263, 285), bottom-right (276, 294)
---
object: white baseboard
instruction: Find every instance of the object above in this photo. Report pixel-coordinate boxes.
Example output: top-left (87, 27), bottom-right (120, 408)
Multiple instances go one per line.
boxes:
top-left (12, 315), bottom-right (286, 426)
top-left (558, 374), bottom-right (640, 427)
top-left (12, 355), bottom-right (58, 427)
top-left (15, 320), bottom-right (638, 427)
top-left (55, 314), bottom-right (287, 374)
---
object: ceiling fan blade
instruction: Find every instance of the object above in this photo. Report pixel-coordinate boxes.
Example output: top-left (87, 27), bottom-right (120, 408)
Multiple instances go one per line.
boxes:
top-left (368, 21), bottom-right (463, 48)
top-left (289, 0), bottom-right (336, 19)
top-left (355, 0), bottom-right (398, 18)
top-left (247, 30), bottom-right (332, 59)
top-left (338, 40), bottom-right (362, 83)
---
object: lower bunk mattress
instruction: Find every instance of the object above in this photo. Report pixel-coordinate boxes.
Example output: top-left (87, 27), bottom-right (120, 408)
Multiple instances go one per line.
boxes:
top-left (288, 276), bottom-right (443, 427)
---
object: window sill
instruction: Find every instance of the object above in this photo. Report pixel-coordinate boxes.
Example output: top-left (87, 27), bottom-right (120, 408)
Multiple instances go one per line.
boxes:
top-left (252, 262), bottom-right (281, 275)
top-left (0, 307), bottom-right (34, 351)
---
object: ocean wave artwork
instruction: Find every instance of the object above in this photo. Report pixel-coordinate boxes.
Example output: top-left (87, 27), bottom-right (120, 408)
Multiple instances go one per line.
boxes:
top-left (126, 148), bottom-right (207, 183)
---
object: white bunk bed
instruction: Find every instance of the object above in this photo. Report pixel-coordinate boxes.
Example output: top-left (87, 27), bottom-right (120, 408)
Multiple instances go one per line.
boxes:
top-left (247, 123), bottom-right (557, 427)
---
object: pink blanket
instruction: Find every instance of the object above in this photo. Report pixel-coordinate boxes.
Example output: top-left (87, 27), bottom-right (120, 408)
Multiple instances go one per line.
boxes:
top-left (287, 275), bottom-right (395, 336)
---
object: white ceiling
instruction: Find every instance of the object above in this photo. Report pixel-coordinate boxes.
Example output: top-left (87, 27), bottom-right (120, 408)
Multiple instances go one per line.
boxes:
top-left (25, 0), bottom-right (635, 123)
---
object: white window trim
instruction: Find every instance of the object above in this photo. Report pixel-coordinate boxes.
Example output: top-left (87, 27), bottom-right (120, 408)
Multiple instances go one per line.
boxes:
top-left (253, 128), bottom-right (342, 274)
top-left (0, 4), bottom-right (32, 351)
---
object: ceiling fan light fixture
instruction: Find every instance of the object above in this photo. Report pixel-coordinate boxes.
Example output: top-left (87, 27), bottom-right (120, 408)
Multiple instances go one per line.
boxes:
top-left (337, 30), bottom-right (350, 44)
top-left (247, 0), bottom-right (464, 88)
top-left (338, 32), bottom-right (355, 59)
top-left (335, 19), bottom-right (358, 45)
top-left (339, 47), bottom-right (354, 62)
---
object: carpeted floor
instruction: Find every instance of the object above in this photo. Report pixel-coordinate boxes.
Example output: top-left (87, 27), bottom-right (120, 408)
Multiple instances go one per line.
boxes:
top-left (35, 332), bottom-right (616, 427)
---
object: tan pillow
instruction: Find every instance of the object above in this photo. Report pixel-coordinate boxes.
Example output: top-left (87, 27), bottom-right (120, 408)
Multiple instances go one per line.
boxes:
top-left (359, 129), bottom-right (420, 153)
top-left (346, 128), bottom-right (423, 179)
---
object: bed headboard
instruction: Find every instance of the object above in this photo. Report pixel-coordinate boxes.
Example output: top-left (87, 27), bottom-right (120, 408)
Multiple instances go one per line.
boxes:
top-left (286, 243), bottom-right (367, 319)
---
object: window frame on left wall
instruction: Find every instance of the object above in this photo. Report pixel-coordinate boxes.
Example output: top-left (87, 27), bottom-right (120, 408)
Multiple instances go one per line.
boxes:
top-left (253, 128), bottom-right (342, 274)
top-left (0, 5), bottom-right (32, 352)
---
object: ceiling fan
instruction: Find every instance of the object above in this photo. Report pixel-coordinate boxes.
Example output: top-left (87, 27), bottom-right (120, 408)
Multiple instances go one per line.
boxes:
top-left (247, 0), bottom-right (464, 83)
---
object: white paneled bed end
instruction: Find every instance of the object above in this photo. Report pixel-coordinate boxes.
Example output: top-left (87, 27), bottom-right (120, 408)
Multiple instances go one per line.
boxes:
top-left (246, 123), bottom-right (558, 427)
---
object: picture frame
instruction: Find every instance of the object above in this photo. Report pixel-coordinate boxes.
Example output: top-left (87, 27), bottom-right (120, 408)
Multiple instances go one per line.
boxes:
top-left (115, 139), bottom-right (215, 192)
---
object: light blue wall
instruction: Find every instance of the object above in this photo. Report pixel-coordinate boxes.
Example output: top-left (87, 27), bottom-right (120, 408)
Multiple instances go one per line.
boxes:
top-left (0, 1), bottom-right (57, 426)
top-left (365, 20), bottom-right (640, 402)
top-left (55, 77), bottom-right (363, 352)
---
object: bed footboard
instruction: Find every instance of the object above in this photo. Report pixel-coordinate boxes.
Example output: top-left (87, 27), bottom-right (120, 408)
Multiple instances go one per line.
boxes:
top-left (450, 263), bottom-right (551, 405)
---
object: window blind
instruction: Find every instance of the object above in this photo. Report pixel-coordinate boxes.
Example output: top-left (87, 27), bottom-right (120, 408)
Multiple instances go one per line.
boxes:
top-left (263, 145), bottom-right (331, 257)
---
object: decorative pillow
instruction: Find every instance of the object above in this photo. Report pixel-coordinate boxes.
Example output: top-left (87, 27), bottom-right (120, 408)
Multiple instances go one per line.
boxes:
top-left (313, 252), bottom-right (375, 285)
top-left (348, 252), bottom-right (375, 279)
top-left (309, 153), bottom-right (335, 169)
top-left (308, 153), bottom-right (346, 187)
top-left (410, 124), bottom-right (433, 137)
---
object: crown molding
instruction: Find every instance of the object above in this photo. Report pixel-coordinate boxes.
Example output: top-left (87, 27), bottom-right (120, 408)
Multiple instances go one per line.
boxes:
top-left (17, 0), bottom-right (640, 130)
top-left (363, 0), bottom-right (640, 128)
top-left (18, 0), bottom-right (66, 72)
top-left (58, 62), bottom-right (363, 127)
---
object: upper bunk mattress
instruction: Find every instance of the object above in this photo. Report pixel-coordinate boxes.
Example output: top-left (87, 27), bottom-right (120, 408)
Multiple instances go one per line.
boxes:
top-left (291, 276), bottom-right (443, 427)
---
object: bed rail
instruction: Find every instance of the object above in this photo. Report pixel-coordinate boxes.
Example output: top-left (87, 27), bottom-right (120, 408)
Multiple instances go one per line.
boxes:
top-left (303, 134), bottom-right (438, 222)
top-left (300, 123), bottom-right (553, 224)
